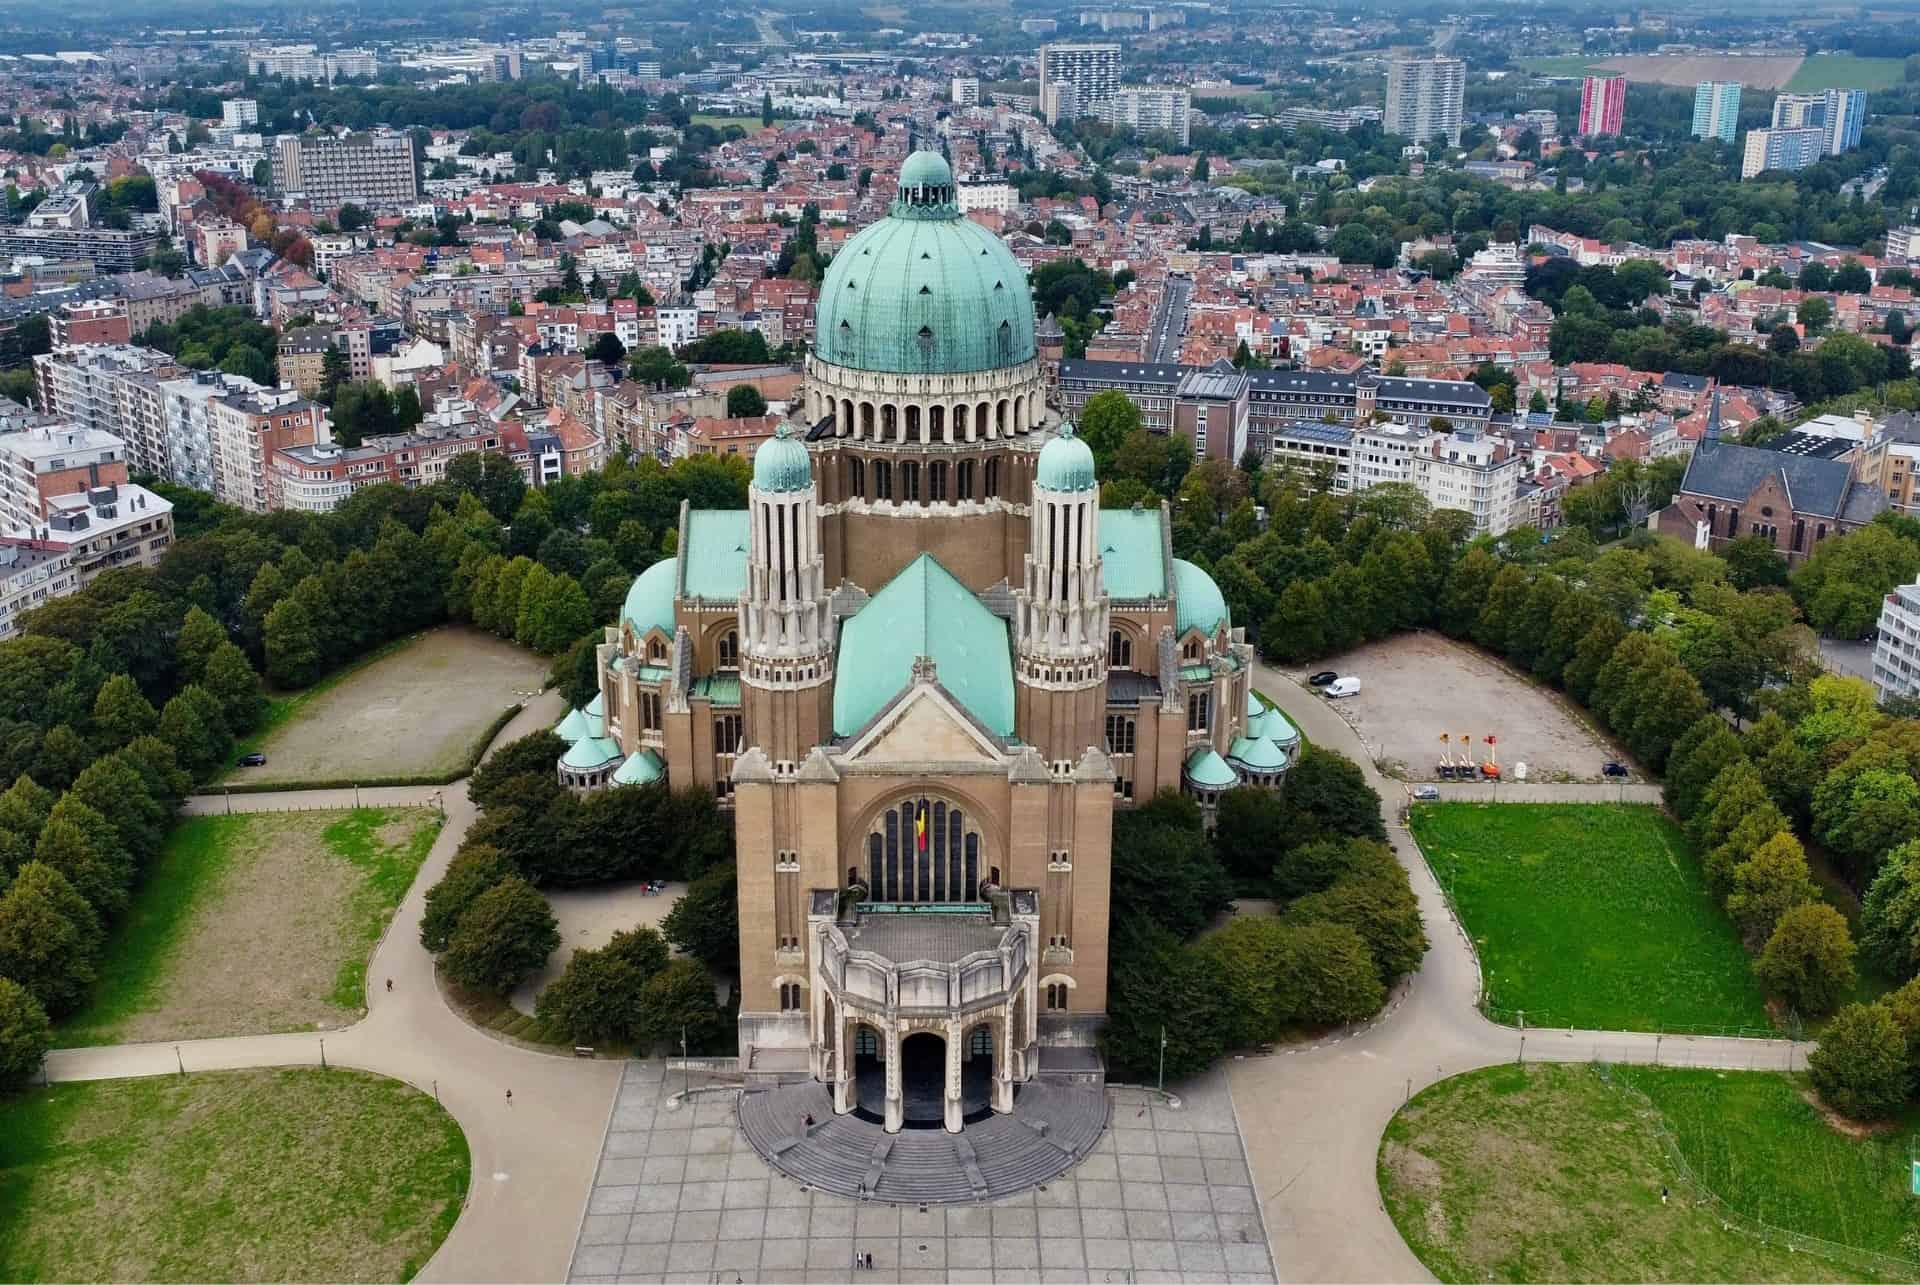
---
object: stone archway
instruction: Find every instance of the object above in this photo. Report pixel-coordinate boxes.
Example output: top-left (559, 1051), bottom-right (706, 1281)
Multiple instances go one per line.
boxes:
top-left (852, 1022), bottom-right (884, 1117)
top-left (896, 1031), bottom-right (948, 1128)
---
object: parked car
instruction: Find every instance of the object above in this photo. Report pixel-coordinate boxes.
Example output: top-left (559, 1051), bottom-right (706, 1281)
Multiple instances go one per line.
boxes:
top-left (1325, 676), bottom-right (1362, 698)
top-left (1307, 670), bottom-right (1338, 687)
top-left (1412, 785), bottom-right (1440, 801)
top-left (1602, 760), bottom-right (1629, 777)
top-left (239, 752), bottom-right (268, 767)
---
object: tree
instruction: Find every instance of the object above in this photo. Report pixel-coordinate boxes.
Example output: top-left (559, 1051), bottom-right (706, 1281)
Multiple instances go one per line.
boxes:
top-left (1199, 915), bottom-right (1294, 1046)
top-left (439, 876), bottom-right (558, 995)
top-left (91, 672), bottom-right (156, 748)
top-left (1103, 915), bottom-right (1231, 1078)
top-left (1725, 830), bottom-right (1818, 947)
top-left (1272, 921), bottom-right (1386, 1025)
top-left (1285, 864), bottom-right (1427, 984)
top-left (263, 595), bottom-right (323, 687)
top-left (630, 346), bottom-right (691, 390)
top-left (1799, 296), bottom-right (1833, 334)
top-left (660, 863), bottom-right (739, 972)
top-left (0, 975), bottom-right (49, 1089)
top-left (157, 684), bottom-right (231, 776)
top-left (175, 605), bottom-right (226, 684)
top-left (1077, 388), bottom-right (1142, 474)
top-left (1212, 787), bottom-right (1290, 890)
top-left (589, 333), bottom-right (626, 367)
top-left (1807, 1002), bottom-right (1910, 1121)
top-left (1769, 325), bottom-right (1800, 354)
top-left (1280, 748), bottom-right (1385, 844)
top-left (419, 844), bottom-right (517, 952)
top-left (0, 861), bottom-right (100, 1016)
top-left (1755, 901), bottom-right (1856, 1018)
top-left (535, 925), bottom-right (671, 1047)
top-left (1191, 155), bottom-right (1209, 184)
top-left (725, 384), bottom-right (767, 418)
top-left (636, 957), bottom-right (727, 1053)
top-left (1111, 793), bottom-right (1233, 938)
top-left (1861, 839), bottom-right (1920, 980)
top-left (203, 643), bottom-right (266, 733)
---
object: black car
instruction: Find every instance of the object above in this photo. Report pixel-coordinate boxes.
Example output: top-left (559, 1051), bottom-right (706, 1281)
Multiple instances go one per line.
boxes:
top-left (1602, 760), bottom-right (1628, 777)
top-left (240, 752), bottom-right (268, 767)
top-left (1307, 671), bottom-right (1338, 687)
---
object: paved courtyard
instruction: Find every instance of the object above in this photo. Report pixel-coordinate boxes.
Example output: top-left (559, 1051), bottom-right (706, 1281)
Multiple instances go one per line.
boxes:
top-left (568, 1062), bottom-right (1278, 1284)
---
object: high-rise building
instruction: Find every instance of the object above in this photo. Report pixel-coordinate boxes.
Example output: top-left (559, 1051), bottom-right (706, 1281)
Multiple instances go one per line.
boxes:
top-left (221, 98), bottom-right (260, 129)
top-left (1822, 88), bottom-right (1867, 155)
top-left (1037, 43), bottom-right (1121, 125)
top-left (1888, 226), bottom-right (1920, 265)
top-left (1383, 56), bottom-right (1466, 147)
top-left (1691, 81), bottom-right (1741, 145)
top-left (272, 133), bottom-right (419, 207)
top-left (1096, 87), bottom-right (1192, 146)
top-left (1772, 92), bottom-right (1824, 129)
top-left (950, 76), bottom-right (980, 107)
top-left (1741, 126), bottom-right (1827, 179)
top-left (1577, 74), bottom-right (1627, 138)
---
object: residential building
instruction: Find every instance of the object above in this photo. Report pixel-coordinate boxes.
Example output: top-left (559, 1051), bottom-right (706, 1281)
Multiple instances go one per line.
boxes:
top-left (950, 77), bottom-right (980, 107)
top-left (1096, 87), bottom-right (1192, 146)
top-left (209, 389), bottom-right (329, 512)
top-left (0, 224), bottom-right (160, 274)
top-left (0, 542), bottom-right (75, 640)
top-left (50, 299), bottom-right (131, 348)
top-left (1278, 106), bottom-right (1381, 133)
top-left (0, 422), bottom-right (174, 586)
top-left (1350, 420), bottom-right (1523, 535)
top-left (1038, 43), bottom-right (1122, 125)
top-left (1742, 126), bottom-right (1827, 179)
top-left (1577, 75), bottom-right (1627, 138)
top-left (33, 344), bottom-right (182, 478)
top-left (221, 98), bottom-right (260, 128)
top-left (272, 133), bottom-right (419, 207)
top-left (1873, 582), bottom-right (1920, 703)
top-left (1772, 92), bottom-right (1824, 129)
top-left (1267, 420), bottom-right (1354, 490)
top-left (1383, 56), bottom-right (1466, 147)
top-left (1691, 81), bottom-right (1742, 145)
top-left (1822, 88), bottom-right (1868, 155)
top-left (1889, 226), bottom-right (1920, 266)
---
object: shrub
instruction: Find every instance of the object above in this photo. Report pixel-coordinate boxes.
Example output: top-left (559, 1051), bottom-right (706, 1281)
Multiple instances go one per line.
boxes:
top-left (1103, 914), bottom-right (1231, 1079)
top-left (0, 975), bottom-right (50, 1090)
top-left (1808, 1002), bottom-right (1911, 1121)
top-left (1111, 791), bottom-right (1233, 939)
top-left (418, 843), bottom-right (516, 952)
top-left (1198, 915), bottom-right (1292, 1047)
top-left (660, 864), bottom-right (739, 973)
top-left (1272, 921), bottom-right (1386, 1026)
top-left (439, 876), bottom-right (558, 995)
top-left (1755, 901), bottom-right (1856, 1018)
top-left (1861, 839), bottom-right (1920, 981)
top-left (1285, 865), bottom-right (1427, 985)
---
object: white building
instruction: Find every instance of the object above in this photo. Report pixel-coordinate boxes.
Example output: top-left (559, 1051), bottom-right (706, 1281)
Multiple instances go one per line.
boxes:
top-left (1384, 56), bottom-right (1466, 147)
top-left (0, 542), bottom-right (75, 640)
top-left (950, 77), bottom-right (980, 107)
top-left (1351, 421), bottom-right (1521, 535)
top-left (1874, 582), bottom-right (1920, 703)
top-left (1890, 227), bottom-right (1920, 266)
top-left (34, 345), bottom-right (181, 479)
top-left (1038, 43), bottom-right (1121, 125)
top-left (1096, 87), bottom-right (1191, 146)
top-left (957, 178), bottom-right (1016, 214)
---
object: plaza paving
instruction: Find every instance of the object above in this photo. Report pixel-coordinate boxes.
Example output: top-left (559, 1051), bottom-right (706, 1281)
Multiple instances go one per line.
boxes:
top-left (568, 1062), bottom-right (1278, 1284)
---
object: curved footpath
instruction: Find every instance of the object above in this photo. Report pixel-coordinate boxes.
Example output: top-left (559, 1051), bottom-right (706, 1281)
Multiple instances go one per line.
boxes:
top-left (1234, 661), bottom-right (1812, 1282)
top-left (42, 691), bottom-right (626, 1285)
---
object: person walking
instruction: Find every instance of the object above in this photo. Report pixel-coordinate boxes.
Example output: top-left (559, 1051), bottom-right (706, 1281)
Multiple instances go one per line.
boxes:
top-left (385, 978), bottom-right (393, 993)
top-left (506, 1088), bottom-right (513, 1107)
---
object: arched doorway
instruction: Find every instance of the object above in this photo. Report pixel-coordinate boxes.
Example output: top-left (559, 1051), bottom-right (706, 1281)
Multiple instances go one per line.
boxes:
top-left (897, 1031), bottom-right (947, 1127)
top-left (961, 1022), bottom-right (994, 1119)
top-left (852, 1023), bottom-right (884, 1117)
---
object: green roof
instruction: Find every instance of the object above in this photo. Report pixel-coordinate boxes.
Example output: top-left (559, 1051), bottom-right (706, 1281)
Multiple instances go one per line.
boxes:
top-left (1248, 705), bottom-right (1299, 747)
top-left (585, 692), bottom-right (604, 718)
top-left (561, 735), bottom-right (622, 770)
top-left (691, 674), bottom-right (742, 706)
top-left (832, 553), bottom-right (1014, 738)
top-left (1173, 558), bottom-right (1229, 636)
top-left (1229, 736), bottom-right (1288, 771)
top-left (753, 423), bottom-right (813, 493)
top-left (1037, 422), bottom-right (1097, 493)
top-left (554, 707), bottom-right (593, 743)
top-left (1181, 663), bottom-right (1212, 683)
top-left (622, 558), bottom-right (677, 639)
top-left (1100, 508), bottom-right (1167, 599)
top-left (813, 187), bottom-right (1035, 375)
top-left (682, 509), bottom-right (750, 601)
top-left (1184, 747), bottom-right (1238, 789)
top-left (1246, 689), bottom-right (1262, 718)
top-left (900, 150), bottom-right (954, 191)
top-left (611, 749), bottom-right (665, 786)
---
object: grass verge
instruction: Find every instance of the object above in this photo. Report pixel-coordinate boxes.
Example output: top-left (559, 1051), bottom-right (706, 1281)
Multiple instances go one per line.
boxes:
top-left (1410, 802), bottom-right (1773, 1032)
top-left (0, 1068), bottom-right (468, 1283)
top-left (1380, 1062), bottom-right (1916, 1283)
top-left (441, 978), bottom-right (574, 1050)
top-left (59, 808), bottom-right (442, 1046)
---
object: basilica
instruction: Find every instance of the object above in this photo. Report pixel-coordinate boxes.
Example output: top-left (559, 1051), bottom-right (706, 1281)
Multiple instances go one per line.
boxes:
top-left (551, 151), bottom-right (1298, 1134)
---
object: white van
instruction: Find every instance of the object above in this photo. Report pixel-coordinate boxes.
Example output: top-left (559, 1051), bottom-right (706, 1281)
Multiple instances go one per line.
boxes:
top-left (1326, 676), bottom-right (1362, 698)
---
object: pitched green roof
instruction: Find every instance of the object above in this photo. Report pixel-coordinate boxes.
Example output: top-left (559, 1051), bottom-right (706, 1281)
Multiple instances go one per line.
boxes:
top-left (682, 509), bottom-right (750, 601)
top-left (691, 674), bottom-right (742, 706)
top-left (553, 707), bottom-right (593, 744)
top-left (1248, 705), bottom-right (1299, 747)
top-left (1246, 689), bottom-right (1262, 718)
top-left (611, 749), bottom-right (665, 786)
top-left (1174, 558), bottom-right (1230, 636)
top-left (561, 735), bottom-right (622, 770)
top-left (1184, 747), bottom-right (1238, 789)
top-left (1229, 736), bottom-right (1288, 771)
top-left (1099, 508), bottom-right (1167, 599)
top-left (832, 553), bottom-right (1014, 738)
top-left (585, 692), bottom-right (604, 718)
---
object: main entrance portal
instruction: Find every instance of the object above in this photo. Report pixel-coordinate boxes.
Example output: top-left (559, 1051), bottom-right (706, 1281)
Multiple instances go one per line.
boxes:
top-left (852, 1028), bottom-right (994, 1128)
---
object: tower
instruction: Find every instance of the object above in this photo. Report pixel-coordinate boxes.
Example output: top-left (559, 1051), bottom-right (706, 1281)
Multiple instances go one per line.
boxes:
top-left (741, 423), bottom-right (833, 763)
top-left (1015, 422), bottom-right (1108, 761)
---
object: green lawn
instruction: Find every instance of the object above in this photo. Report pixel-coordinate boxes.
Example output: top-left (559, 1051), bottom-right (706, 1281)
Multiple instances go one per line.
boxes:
top-left (1410, 803), bottom-right (1773, 1032)
top-left (0, 1068), bottom-right (468, 1283)
top-left (1518, 55), bottom-right (1603, 77)
top-left (1786, 55), bottom-right (1908, 91)
top-left (1380, 1062), bottom-right (1916, 1283)
top-left (60, 808), bottom-right (442, 1046)
top-left (689, 114), bottom-right (765, 131)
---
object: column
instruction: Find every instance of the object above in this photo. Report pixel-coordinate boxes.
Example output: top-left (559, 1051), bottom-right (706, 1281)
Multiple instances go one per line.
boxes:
top-left (944, 1018), bottom-right (965, 1133)
top-left (883, 1023), bottom-right (904, 1133)
top-left (993, 1006), bottom-right (1015, 1114)
top-left (833, 1013), bottom-right (855, 1115)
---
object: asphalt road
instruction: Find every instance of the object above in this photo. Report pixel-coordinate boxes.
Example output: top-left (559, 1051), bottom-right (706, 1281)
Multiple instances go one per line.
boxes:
top-left (1150, 276), bottom-right (1192, 363)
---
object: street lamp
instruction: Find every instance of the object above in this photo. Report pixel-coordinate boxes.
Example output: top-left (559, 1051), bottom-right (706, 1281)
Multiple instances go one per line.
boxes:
top-left (1156, 1024), bottom-right (1168, 1094)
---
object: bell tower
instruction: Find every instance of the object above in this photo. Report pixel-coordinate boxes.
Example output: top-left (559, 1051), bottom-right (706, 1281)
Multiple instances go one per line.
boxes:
top-left (1014, 422), bottom-right (1108, 761)
top-left (742, 425), bottom-right (834, 763)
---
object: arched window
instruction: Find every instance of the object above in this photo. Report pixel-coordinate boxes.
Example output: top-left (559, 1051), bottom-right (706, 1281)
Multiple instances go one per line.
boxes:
top-left (847, 456), bottom-right (865, 498)
top-left (873, 460), bottom-right (892, 500)
top-left (1046, 983), bottom-right (1068, 1011)
top-left (1108, 630), bottom-right (1132, 669)
top-left (984, 457), bottom-right (1000, 498)
top-left (901, 460), bottom-right (920, 503)
top-left (1183, 637), bottom-right (1202, 662)
top-left (996, 319), bottom-right (1012, 365)
top-left (779, 982), bottom-right (803, 1011)
top-left (855, 1027), bottom-right (878, 1058)
top-left (956, 459), bottom-right (974, 500)
top-left (868, 798), bottom-right (983, 902)
top-left (718, 630), bottom-right (738, 669)
top-left (930, 459), bottom-right (949, 502)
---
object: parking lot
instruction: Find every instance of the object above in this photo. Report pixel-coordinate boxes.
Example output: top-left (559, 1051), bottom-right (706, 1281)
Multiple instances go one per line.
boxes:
top-left (1286, 632), bottom-right (1625, 783)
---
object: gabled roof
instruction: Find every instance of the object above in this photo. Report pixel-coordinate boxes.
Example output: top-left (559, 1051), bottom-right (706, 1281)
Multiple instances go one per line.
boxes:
top-left (1100, 506), bottom-right (1168, 599)
top-left (681, 509), bottom-right (750, 601)
top-left (1678, 440), bottom-right (1858, 520)
top-left (832, 554), bottom-right (1014, 739)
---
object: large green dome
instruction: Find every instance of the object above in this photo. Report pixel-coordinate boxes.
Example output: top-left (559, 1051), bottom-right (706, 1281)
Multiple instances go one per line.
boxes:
top-left (1173, 558), bottom-right (1230, 637)
top-left (622, 558), bottom-right (677, 639)
top-left (813, 150), bottom-right (1036, 375)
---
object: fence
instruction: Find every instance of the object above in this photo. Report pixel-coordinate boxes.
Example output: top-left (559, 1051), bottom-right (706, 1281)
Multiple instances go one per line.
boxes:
top-left (1483, 1001), bottom-right (1796, 1045)
top-left (1592, 1063), bottom-right (1920, 1281)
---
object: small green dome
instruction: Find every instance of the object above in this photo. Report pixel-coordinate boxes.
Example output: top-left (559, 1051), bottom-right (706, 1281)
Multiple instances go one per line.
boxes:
top-left (622, 558), bottom-right (677, 639)
top-left (1184, 747), bottom-right (1238, 789)
top-left (813, 149), bottom-right (1035, 376)
top-left (611, 748), bottom-right (665, 787)
top-left (1173, 558), bottom-right (1230, 637)
top-left (753, 423), bottom-right (813, 493)
top-left (1229, 735), bottom-right (1288, 771)
top-left (561, 735), bottom-right (622, 771)
top-left (553, 707), bottom-right (592, 744)
top-left (1247, 705), bottom-right (1299, 748)
top-left (1037, 422), bottom-right (1097, 493)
